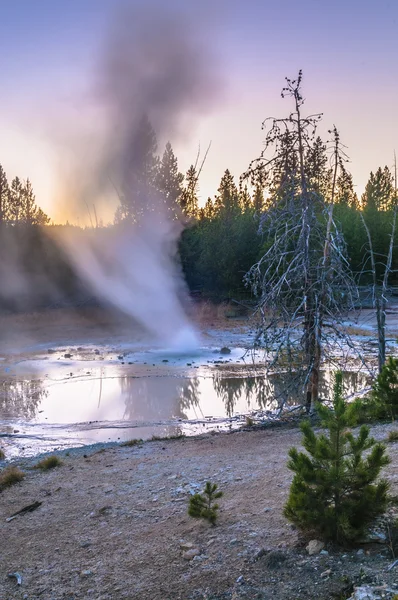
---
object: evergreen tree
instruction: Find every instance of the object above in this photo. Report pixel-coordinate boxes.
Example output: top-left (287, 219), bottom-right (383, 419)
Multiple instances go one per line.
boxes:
top-left (305, 136), bottom-right (332, 199)
top-left (157, 142), bottom-right (184, 212)
top-left (214, 169), bottom-right (240, 217)
top-left (0, 164), bottom-right (9, 224)
top-left (239, 184), bottom-right (252, 212)
top-left (180, 165), bottom-right (199, 218)
top-left (361, 167), bottom-right (394, 211)
top-left (253, 183), bottom-right (265, 214)
top-left (335, 170), bottom-right (359, 209)
top-left (8, 176), bottom-right (23, 224)
top-left (19, 179), bottom-right (49, 225)
top-left (284, 372), bottom-right (390, 544)
top-left (188, 482), bottom-right (223, 525)
top-left (369, 356), bottom-right (398, 421)
top-left (119, 114), bottom-right (160, 222)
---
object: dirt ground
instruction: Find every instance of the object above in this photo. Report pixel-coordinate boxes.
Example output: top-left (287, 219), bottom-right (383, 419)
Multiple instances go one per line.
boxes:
top-left (1, 305), bottom-right (398, 599)
top-left (1, 422), bottom-right (398, 600)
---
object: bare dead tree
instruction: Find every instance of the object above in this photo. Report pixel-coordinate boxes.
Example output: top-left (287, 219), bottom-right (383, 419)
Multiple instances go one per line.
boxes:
top-left (360, 153), bottom-right (398, 373)
top-left (243, 72), bottom-right (359, 412)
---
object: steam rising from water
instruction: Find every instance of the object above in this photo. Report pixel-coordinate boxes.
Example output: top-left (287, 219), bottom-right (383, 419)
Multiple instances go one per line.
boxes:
top-left (56, 7), bottom-right (221, 351)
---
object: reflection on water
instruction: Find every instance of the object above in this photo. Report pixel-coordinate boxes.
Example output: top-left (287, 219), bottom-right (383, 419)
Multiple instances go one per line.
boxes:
top-left (0, 369), bottom-right (371, 426)
top-left (0, 379), bottom-right (48, 420)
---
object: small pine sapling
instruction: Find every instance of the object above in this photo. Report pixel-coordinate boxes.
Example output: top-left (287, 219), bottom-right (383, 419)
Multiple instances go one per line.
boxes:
top-left (188, 482), bottom-right (223, 525)
top-left (284, 371), bottom-right (390, 544)
top-left (370, 357), bottom-right (398, 421)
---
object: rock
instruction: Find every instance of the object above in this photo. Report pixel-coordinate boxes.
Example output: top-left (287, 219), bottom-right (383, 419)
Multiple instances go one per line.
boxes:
top-left (320, 549), bottom-right (329, 556)
top-left (81, 570), bottom-right (93, 577)
top-left (236, 575), bottom-right (244, 584)
top-left (180, 541), bottom-right (194, 551)
top-left (347, 586), bottom-right (380, 600)
top-left (306, 539), bottom-right (325, 555)
top-left (321, 569), bottom-right (332, 578)
top-left (64, 353), bottom-right (72, 359)
top-left (182, 548), bottom-right (200, 560)
top-left (261, 550), bottom-right (287, 569)
top-left (220, 347), bottom-right (231, 354)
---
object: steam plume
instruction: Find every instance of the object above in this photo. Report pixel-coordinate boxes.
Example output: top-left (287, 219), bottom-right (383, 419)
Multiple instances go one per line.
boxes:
top-left (56, 6), bottom-right (221, 351)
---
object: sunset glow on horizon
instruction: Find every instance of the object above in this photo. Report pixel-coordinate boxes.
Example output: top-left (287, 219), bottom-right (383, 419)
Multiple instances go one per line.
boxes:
top-left (0, 0), bottom-right (397, 224)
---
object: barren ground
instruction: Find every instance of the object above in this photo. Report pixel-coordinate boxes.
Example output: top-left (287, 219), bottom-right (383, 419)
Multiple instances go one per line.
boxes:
top-left (1, 423), bottom-right (398, 600)
top-left (1, 305), bottom-right (398, 599)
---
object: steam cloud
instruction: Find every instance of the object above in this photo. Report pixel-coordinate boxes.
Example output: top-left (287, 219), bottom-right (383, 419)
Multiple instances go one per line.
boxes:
top-left (56, 6), bottom-right (221, 351)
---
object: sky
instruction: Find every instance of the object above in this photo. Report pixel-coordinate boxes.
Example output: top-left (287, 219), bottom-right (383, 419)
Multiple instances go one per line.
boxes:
top-left (0, 0), bottom-right (397, 222)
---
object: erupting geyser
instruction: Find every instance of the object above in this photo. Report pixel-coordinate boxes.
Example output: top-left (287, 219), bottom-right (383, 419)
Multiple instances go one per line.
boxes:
top-left (54, 6), bottom-right (221, 352)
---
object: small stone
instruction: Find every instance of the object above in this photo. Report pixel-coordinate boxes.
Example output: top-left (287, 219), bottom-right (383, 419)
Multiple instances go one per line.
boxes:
top-left (180, 541), bottom-right (194, 551)
top-left (64, 353), bottom-right (72, 359)
top-left (230, 538), bottom-right (239, 545)
top-left (263, 507), bottom-right (272, 512)
top-left (320, 550), bottom-right (329, 556)
top-left (356, 549), bottom-right (365, 557)
top-left (220, 347), bottom-right (231, 354)
top-left (182, 548), bottom-right (200, 560)
top-left (236, 575), bottom-right (244, 584)
top-left (306, 540), bottom-right (325, 555)
top-left (81, 570), bottom-right (93, 577)
top-left (80, 541), bottom-right (92, 548)
top-left (321, 569), bottom-right (332, 578)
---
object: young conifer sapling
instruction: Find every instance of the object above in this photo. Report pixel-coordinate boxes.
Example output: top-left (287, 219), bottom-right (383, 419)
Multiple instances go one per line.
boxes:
top-left (188, 482), bottom-right (223, 525)
top-left (284, 372), bottom-right (390, 544)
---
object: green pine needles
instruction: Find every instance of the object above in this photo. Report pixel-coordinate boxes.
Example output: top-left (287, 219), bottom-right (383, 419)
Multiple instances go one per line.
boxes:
top-left (370, 356), bottom-right (398, 421)
top-left (284, 372), bottom-right (390, 544)
top-left (188, 482), bottom-right (223, 525)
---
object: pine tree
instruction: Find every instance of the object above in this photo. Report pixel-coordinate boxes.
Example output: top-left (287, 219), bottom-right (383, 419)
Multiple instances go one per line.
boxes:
top-left (0, 164), bottom-right (9, 224)
top-left (19, 179), bottom-right (49, 225)
top-left (180, 165), bottom-right (199, 218)
top-left (335, 170), bottom-right (359, 209)
top-left (253, 183), bottom-right (265, 214)
top-left (305, 136), bottom-right (332, 199)
top-left (188, 482), bottom-right (223, 525)
top-left (361, 167), bottom-right (394, 212)
top-left (9, 176), bottom-right (23, 224)
top-left (284, 372), bottom-right (390, 544)
top-left (157, 142), bottom-right (184, 210)
top-left (239, 184), bottom-right (252, 212)
top-left (370, 356), bottom-right (398, 421)
top-left (214, 169), bottom-right (240, 218)
top-left (119, 114), bottom-right (160, 222)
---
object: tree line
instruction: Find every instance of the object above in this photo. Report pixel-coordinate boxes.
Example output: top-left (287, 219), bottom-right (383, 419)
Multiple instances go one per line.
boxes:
top-left (0, 106), bottom-right (397, 305)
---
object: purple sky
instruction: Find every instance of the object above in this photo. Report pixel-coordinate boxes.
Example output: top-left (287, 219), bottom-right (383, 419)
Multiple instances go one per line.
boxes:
top-left (0, 0), bottom-right (397, 220)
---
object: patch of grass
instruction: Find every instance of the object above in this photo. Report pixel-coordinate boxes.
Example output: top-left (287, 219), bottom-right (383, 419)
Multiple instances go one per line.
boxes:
top-left (387, 430), bottom-right (398, 443)
top-left (0, 466), bottom-right (25, 490)
top-left (121, 438), bottom-right (143, 447)
top-left (150, 433), bottom-right (185, 442)
top-left (0, 448), bottom-right (5, 460)
top-left (34, 455), bottom-right (63, 470)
